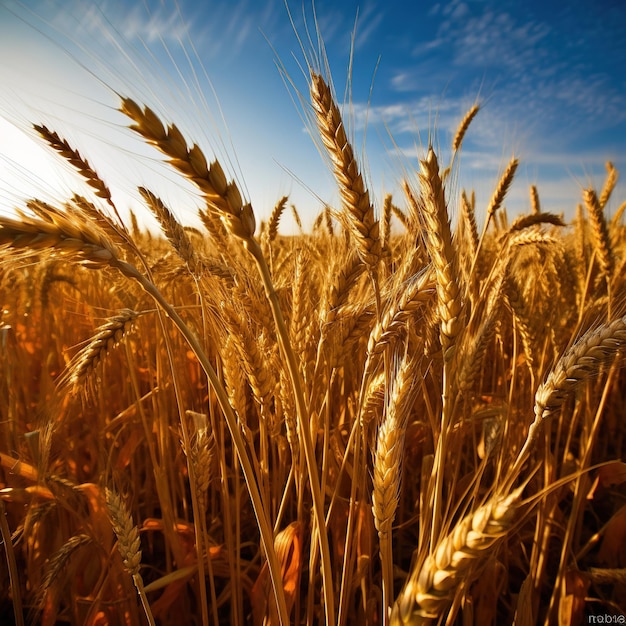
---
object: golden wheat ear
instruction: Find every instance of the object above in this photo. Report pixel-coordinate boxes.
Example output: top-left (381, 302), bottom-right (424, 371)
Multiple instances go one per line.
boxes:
top-left (60, 308), bottom-right (138, 394)
top-left (309, 72), bottom-right (382, 270)
top-left (452, 103), bottom-right (480, 154)
top-left (138, 186), bottom-right (201, 274)
top-left (119, 97), bottom-right (256, 242)
top-left (416, 147), bottom-right (462, 362)
top-left (391, 486), bottom-right (525, 625)
top-left (0, 202), bottom-right (121, 266)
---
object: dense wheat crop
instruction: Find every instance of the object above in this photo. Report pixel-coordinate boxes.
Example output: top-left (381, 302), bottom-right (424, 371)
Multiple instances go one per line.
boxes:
top-left (1, 11), bottom-right (626, 626)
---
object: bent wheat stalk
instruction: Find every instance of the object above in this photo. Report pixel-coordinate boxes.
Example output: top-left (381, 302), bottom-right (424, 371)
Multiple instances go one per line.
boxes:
top-left (121, 99), bottom-right (336, 623)
top-left (0, 210), bottom-right (291, 626)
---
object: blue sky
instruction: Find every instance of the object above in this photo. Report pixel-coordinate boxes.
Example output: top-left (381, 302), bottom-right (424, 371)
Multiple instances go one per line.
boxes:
top-left (0, 0), bottom-right (625, 232)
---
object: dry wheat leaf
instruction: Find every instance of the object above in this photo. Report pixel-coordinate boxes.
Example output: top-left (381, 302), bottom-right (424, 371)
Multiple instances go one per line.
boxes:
top-left (598, 504), bottom-right (626, 567)
top-left (598, 461), bottom-right (626, 488)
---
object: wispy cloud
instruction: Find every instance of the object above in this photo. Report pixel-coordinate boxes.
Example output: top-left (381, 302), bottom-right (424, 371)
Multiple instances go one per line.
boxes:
top-left (384, 0), bottom-right (626, 162)
top-left (354, 4), bottom-right (385, 50)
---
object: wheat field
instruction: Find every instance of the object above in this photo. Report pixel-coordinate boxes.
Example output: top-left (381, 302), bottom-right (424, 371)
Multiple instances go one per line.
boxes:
top-left (1, 18), bottom-right (626, 626)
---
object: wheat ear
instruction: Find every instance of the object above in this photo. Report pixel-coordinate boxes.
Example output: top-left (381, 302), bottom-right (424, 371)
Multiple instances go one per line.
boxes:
top-left (0, 205), bottom-right (120, 265)
top-left (34, 124), bottom-right (113, 207)
top-left (267, 195), bottom-right (289, 243)
top-left (105, 488), bottom-right (156, 626)
top-left (452, 104), bottom-right (479, 154)
top-left (535, 316), bottom-right (626, 421)
top-left (598, 161), bottom-right (618, 209)
top-left (120, 98), bottom-right (255, 242)
top-left (381, 193), bottom-right (392, 251)
top-left (62, 308), bottom-right (138, 393)
top-left (391, 487), bottom-right (524, 625)
top-left (460, 189), bottom-right (479, 262)
top-left (309, 72), bottom-right (381, 269)
top-left (530, 185), bottom-right (541, 214)
top-left (511, 315), bottom-right (626, 480)
top-left (183, 411), bottom-right (215, 514)
top-left (138, 187), bottom-right (201, 274)
top-left (392, 202), bottom-right (410, 231)
top-left (417, 148), bottom-right (462, 362)
top-left (507, 212), bottom-right (565, 233)
top-left (584, 186), bottom-right (614, 278)
top-left (486, 157), bottom-right (519, 221)
top-left (372, 353), bottom-right (414, 612)
top-left (365, 269), bottom-right (435, 377)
